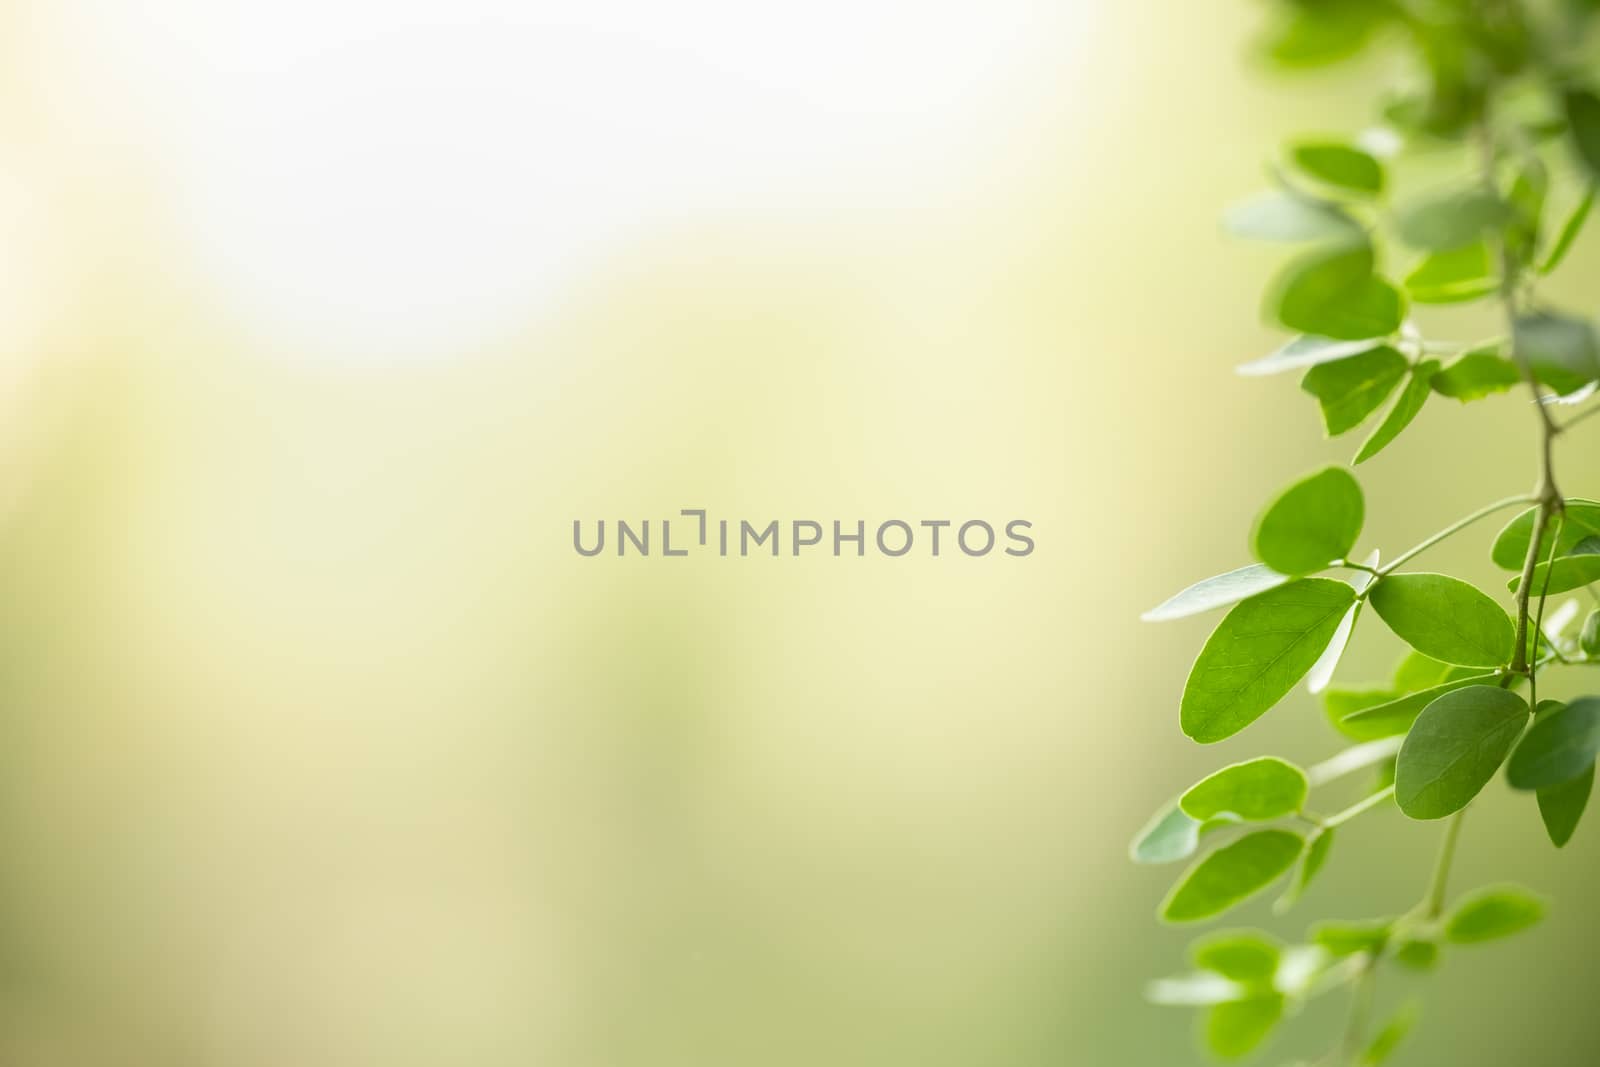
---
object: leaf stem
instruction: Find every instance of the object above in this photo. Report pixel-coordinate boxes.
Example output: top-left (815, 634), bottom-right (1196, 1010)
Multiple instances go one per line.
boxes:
top-left (1424, 810), bottom-right (1466, 920)
top-left (1376, 495), bottom-right (1533, 576)
top-left (1324, 785), bottom-right (1396, 828)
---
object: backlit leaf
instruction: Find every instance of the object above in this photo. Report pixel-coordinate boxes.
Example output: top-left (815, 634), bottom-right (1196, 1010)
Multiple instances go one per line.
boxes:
top-left (1289, 142), bottom-right (1384, 196)
top-left (1181, 757), bottom-right (1309, 821)
top-left (1338, 672), bottom-right (1498, 740)
top-left (1160, 830), bottom-right (1304, 923)
top-left (1252, 467), bottom-right (1364, 575)
top-left (1191, 930), bottom-right (1282, 984)
top-left (1444, 885), bottom-right (1545, 943)
top-left (1431, 348), bottom-right (1521, 402)
top-left (1404, 242), bottom-right (1497, 303)
top-left (1355, 359), bottom-right (1437, 463)
top-left (1268, 243), bottom-right (1406, 340)
top-left (1300, 345), bottom-right (1408, 435)
top-left (1205, 995), bottom-right (1285, 1060)
top-left (1182, 579), bottom-right (1357, 743)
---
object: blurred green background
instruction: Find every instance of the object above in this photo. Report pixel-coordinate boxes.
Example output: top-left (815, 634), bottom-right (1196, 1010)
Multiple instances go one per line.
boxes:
top-left (1, 1), bottom-right (1597, 1064)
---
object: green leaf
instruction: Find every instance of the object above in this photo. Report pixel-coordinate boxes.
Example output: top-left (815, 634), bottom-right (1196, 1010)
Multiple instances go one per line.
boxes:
top-left (1393, 650), bottom-right (1457, 692)
top-left (1356, 359), bottom-right (1437, 463)
top-left (1160, 830), bottom-right (1304, 923)
top-left (1223, 190), bottom-right (1363, 243)
top-left (1538, 765), bottom-right (1592, 848)
top-left (1395, 685), bottom-right (1529, 819)
top-left (1251, 467), bottom-right (1364, 575)
top-left (1142, 564), bottom-right (1289, 622)
top-left (1369, 573), bottom-right (1513, 667)
top-left (1237, 335), bottom-right (1383, 377)
top-left (1444, 884), bottom-right (1545, 944)
top-left (1275, 826), bottom-right (1334, 913)
top-left (1540, 187), bottom-right (1594, 275)
top-left (1324, 687), bottom-right (1398, 738)
top-left (1289, 142), bottom-right (1384, 196)
top-left (1506, 696), bottom-right (1600, 790)
top-left (1582, 610), bottom-right (1600, 657)
top-left (1564, 89), bottom-right (1600, 180)
top-left (1191, 929), bottom-right (1282, 984)
top-left (1393, 939), bottom-right (1439, 971)
top-left (1131, 799), bottom-right (1203, 864)
top-left (1404, 242), bottom-right (1498, 303)
top-left (1258, 1), bottom-right (1384, 68)
top-left (1490, 499), bottom-right (1600, 569)
top-left (1338, 672), bottom-right (1498, 740)
top-left (1311, 917), bottom-right (1391, 957)
top-left (1182, 579), bottom-right (1358, 743)
top-left (1268, 244), bottom-right (1406, 341)
top-left (1394, 188), bottom-right (1506, 250)
top-left (1181, 757), bottom-right (1309, 821)
top-left (1515, 311), bottom-right (1600, 396)
top-left (1300, 346), bottom-right (1408, 436)
top-left (1361, 1003), bottom-right (1419, 1065)
top-left (1431, 348), bottom-right (1521, 402)
top-left (1509, 539), bottom-right (1600, 595)
top-left (1205, 995), bottom-right (1284, 1060)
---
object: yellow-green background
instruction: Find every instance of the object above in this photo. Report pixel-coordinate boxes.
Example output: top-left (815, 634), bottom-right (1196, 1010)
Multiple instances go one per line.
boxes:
top-left (1, 2), bottom-right (1596, 1064)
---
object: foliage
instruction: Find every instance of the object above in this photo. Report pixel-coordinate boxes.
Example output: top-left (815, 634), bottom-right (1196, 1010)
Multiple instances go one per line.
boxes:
top-left (1133, 2), bottom-right (1600, 1061)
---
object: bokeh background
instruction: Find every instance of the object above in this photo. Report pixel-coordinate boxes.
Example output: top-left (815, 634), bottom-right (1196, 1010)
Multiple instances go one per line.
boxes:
top-left (1, 2), bottom-right (1597, 1064)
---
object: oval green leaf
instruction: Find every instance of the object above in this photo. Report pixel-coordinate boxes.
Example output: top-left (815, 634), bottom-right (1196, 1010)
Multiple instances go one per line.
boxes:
top-left (1251, 467), bottom-right (1364, 575)
top-left (1190, 929), bottom-right (1282, 984)
top-left (1506, 696), bottom-right (1600, 790)
top-left (1182, 578), bottom-right (1357, 743)
top-left (1289, 142), bottom-right (1384, 196)
top-left (1404, 242), bottom-right (1497, 304)
top-left (1369, 573), bottom-right (1513, 667)
top-left (1130, 799), bottom-right (1203, 865)
top-left (1444, 884), bottom-right (1545, 944)
top-left (1395, 685), bottom-right (1529, 819)
top-left (1181, 757), bottom-right (1309, 822)
top-left (1490, 499), bottom-right (1600, 570)
top-left (1205, 995), bottom-right (1284, 1060)
top-left (1338, 672), bottom-right (1498, 740)
top-left (1431, 348), bottom-right (1521, 402)
top-left (1160, 830), bottom-right (1304, 923)
top-left (1538, 765), bottom-right (1592, 848)
top-left (1355, 359), bottom-right (1437, 464)
top-left (1300, 345), bottom-right (1408, 436)
top-left (1268, 243), bottom-right (1406, 341)
top-left (1141, 563), bottom-right (1289, 622)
